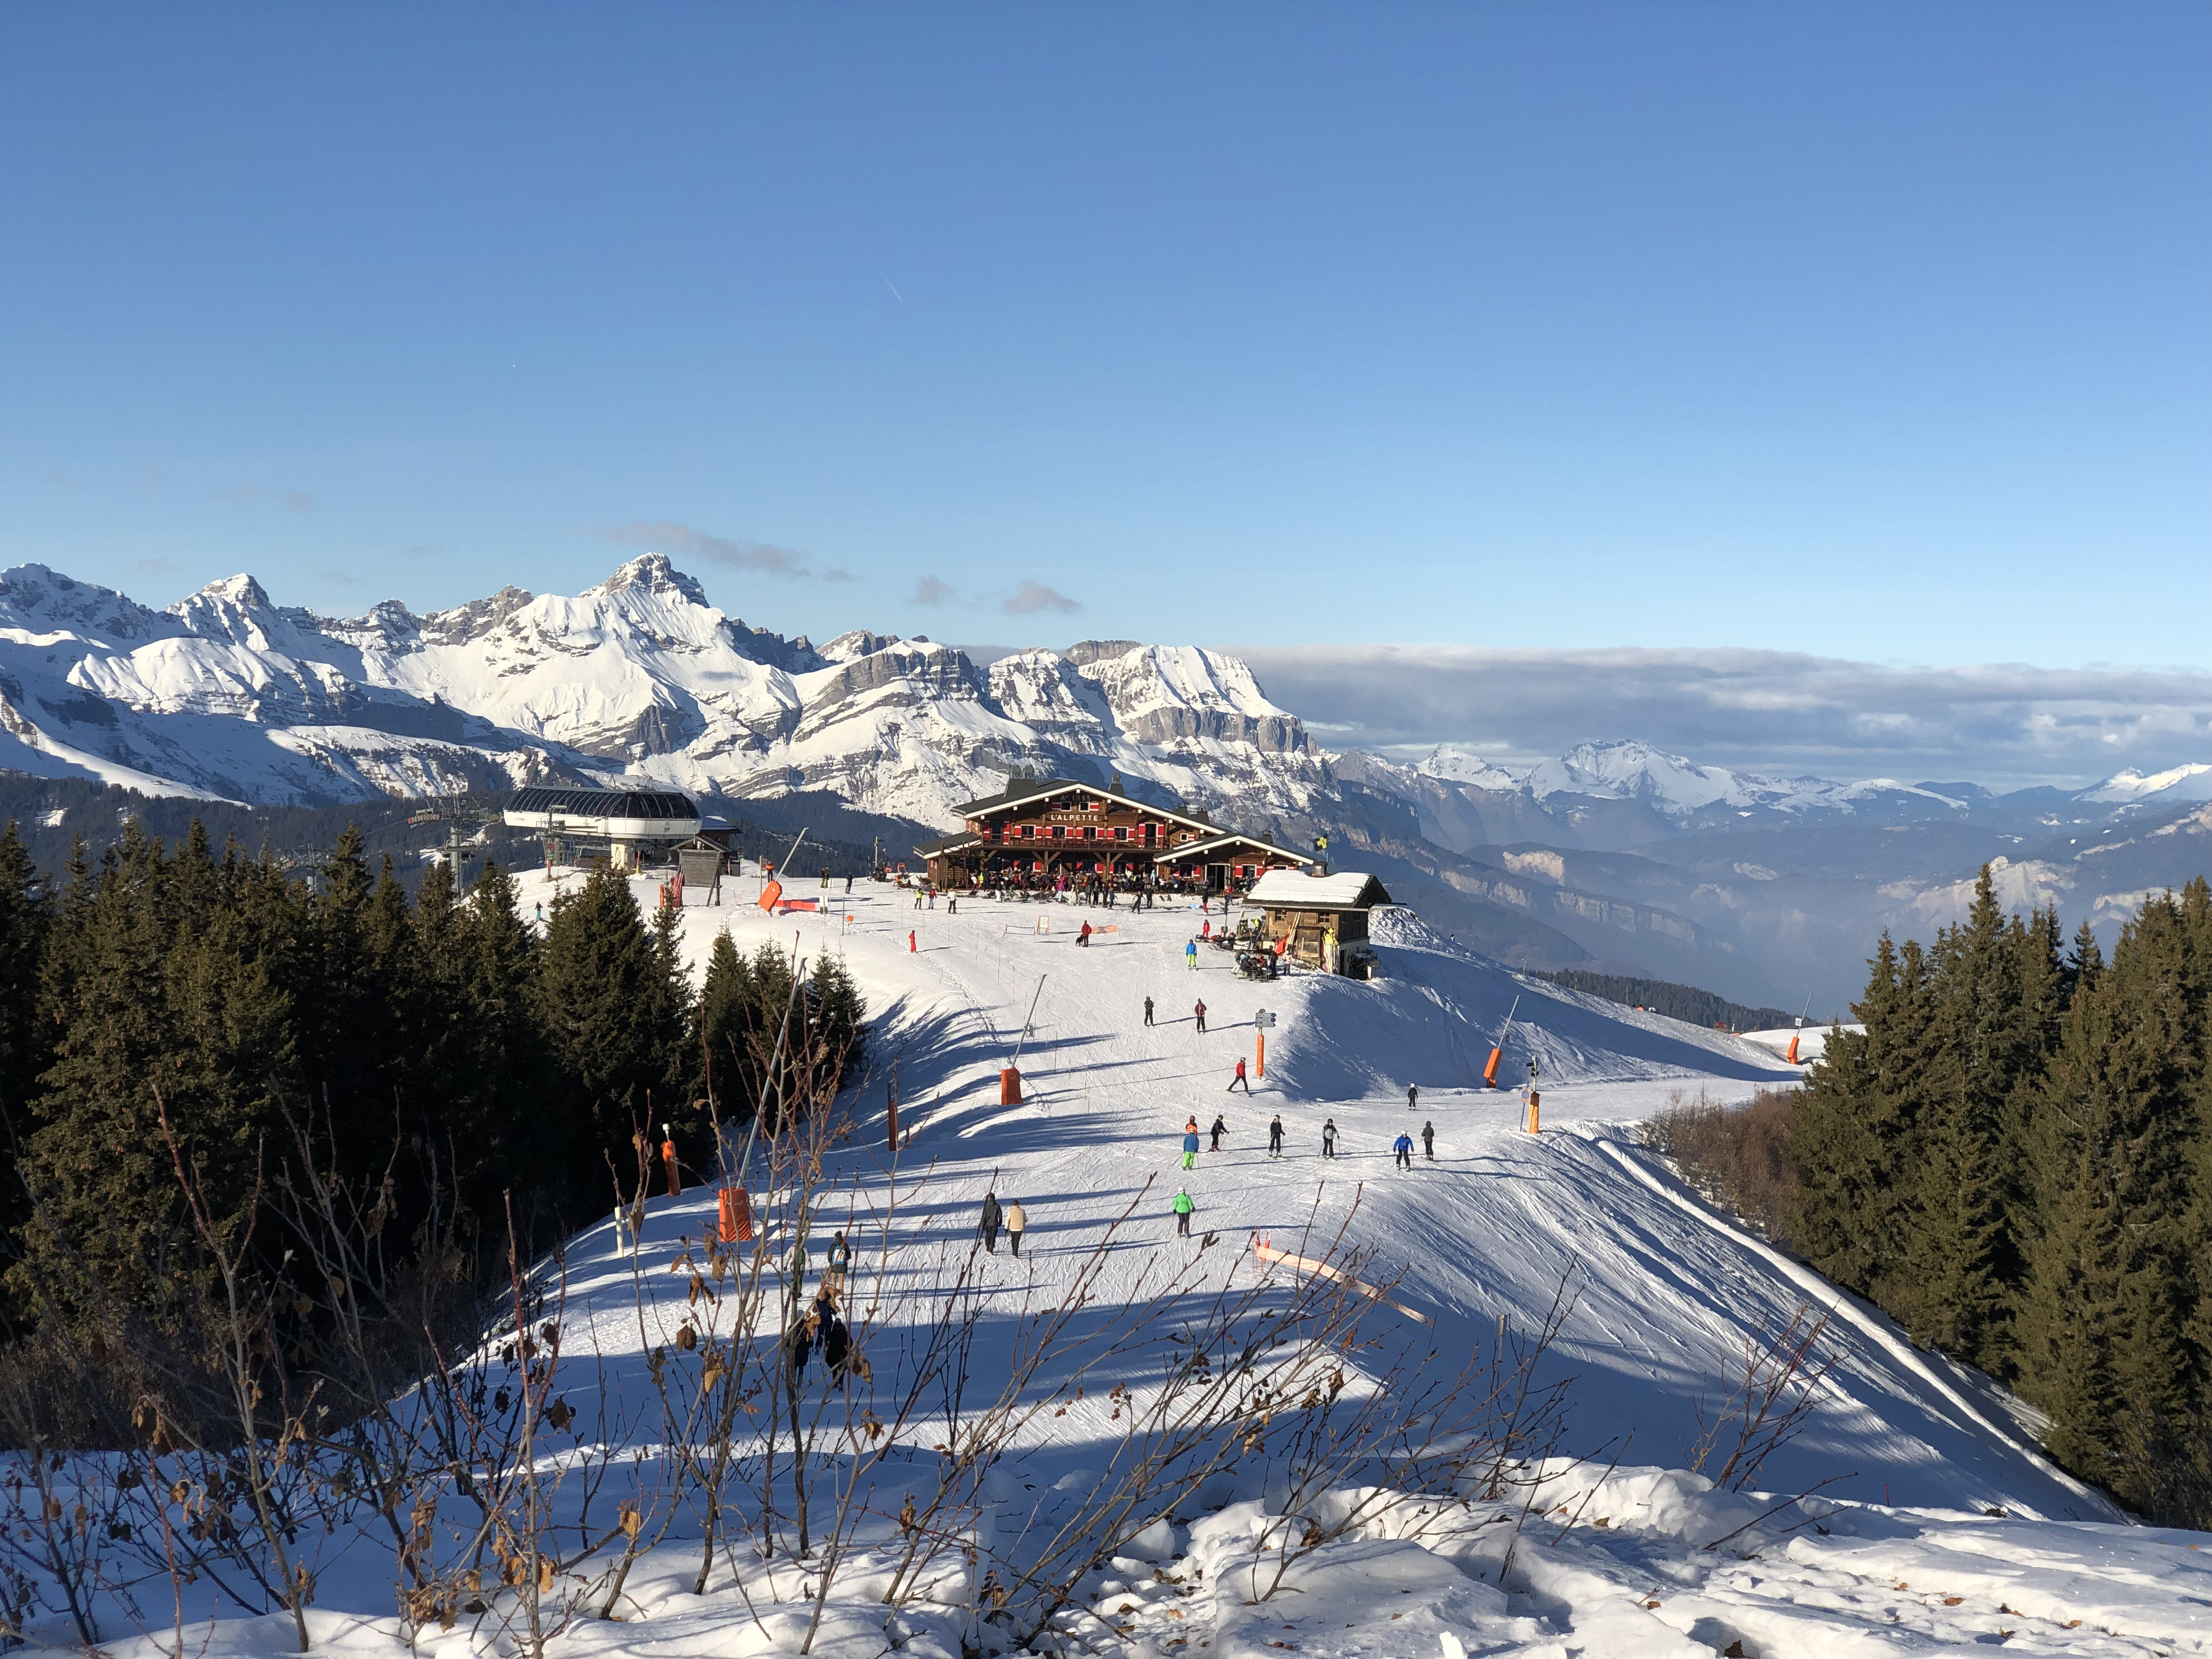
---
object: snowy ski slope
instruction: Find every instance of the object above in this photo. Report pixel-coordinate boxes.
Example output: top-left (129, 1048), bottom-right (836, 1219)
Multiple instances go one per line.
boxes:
top-left (591, 875), bottom-right (2105, 1525)
top-left (43, 875), bottom-right (2212, 1659)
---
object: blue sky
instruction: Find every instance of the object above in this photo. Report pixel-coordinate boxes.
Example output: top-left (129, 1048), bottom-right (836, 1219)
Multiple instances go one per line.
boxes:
top-left (2, 3), bottom-right (2207, 674)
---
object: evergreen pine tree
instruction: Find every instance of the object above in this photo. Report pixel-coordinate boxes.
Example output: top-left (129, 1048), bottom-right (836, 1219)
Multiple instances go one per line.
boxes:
top-left (696, 931), bottom-right (755, 1119)
top-left (0, 820), bottom-right (49, 1270)
top-left (2017, 893), bottom-right (2204, 1509)
top-left (537, 867), bottom-right (676, 1186)
top-left (449, 858), bottom-right (550, 1217)
top-left (1791, 933), bottom-right (1940, 1305)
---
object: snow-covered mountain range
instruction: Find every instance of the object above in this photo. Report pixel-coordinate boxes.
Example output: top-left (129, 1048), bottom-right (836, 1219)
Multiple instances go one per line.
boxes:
top-left (0, 557), bottom-right (1328, 826)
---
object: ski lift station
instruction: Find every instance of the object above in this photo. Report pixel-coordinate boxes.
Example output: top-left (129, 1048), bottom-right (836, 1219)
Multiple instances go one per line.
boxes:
top-left (502, 785), bottom-right (707, 872)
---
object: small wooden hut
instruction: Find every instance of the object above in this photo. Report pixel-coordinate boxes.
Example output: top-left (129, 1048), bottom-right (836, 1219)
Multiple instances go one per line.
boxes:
top-left (1248, 869), bottom-right (1393, 976)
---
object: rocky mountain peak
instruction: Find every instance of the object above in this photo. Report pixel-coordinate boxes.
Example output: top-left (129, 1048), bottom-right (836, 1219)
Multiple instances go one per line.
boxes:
top-left (0, 564), bottom-right (175, 641)
top-left (1063, 639), bottom-right (1145, 667)
top-left (593, 552), bottom-right (710, 608)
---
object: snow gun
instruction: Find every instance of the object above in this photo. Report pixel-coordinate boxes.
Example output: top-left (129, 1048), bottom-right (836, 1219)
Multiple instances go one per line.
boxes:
top-left (758, 827), bottom-right (809, 912)
top-left (1001, 973), bottom-right (1047, 1105)
top-left (1482, 995), bottom-right (1519, 1088)
top-left (1785, 993), bottom-right (1811, 1065)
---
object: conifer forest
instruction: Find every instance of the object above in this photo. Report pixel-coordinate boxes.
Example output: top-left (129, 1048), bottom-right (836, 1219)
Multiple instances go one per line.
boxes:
top-left (1792, 867), bottom-right (2212, 1525)
top-left (0, 816), bottom-right (864, 1444)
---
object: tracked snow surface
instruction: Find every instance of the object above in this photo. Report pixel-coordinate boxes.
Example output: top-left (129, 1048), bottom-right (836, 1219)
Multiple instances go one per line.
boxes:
top-left (28, 883), bottom-right (2212, 1659)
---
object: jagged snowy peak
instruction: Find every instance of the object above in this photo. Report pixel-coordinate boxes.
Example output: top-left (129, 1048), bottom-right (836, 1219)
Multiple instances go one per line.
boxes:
top-left (1414, 743), bottom-right (1527, 792)
top-left (1073, 641), bottom-right (1311, 753)
top-left (2079, 761), bottom-right (2212, 805)
top-left (816, 628), bottom-right (901, 664)
top-left (0, 563), bottom-right (180, 643)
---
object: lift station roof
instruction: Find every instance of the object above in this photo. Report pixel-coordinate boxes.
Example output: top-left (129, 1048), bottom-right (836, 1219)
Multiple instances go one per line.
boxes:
top-left (503, 786), bottom-right (703, 841)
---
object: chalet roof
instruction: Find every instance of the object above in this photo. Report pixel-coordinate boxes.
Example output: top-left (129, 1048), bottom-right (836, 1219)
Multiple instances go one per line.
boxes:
top-left (1248, 869), bottom-right (1392, 911)
top-left (1167, 832), bottom-right (1315, 867)
top-left (954, 776), bottom-right (1222, 837)
top-left (914, 831), bottom-right (982, 857)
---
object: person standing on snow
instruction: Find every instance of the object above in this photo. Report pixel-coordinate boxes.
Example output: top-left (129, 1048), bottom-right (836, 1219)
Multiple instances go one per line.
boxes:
top-left (1186, 938), bottom-right (1199, 971)
top-left (1144, 994), bottom-right (1155, 1027)
top-left (1079, 920), bottom-right (1093, 948)
top-left (1173, 1187), bottom-right (1196, 1238)
top-left (1209, 1113), bottom-right (1228, 1151)
top-left (1321, 1118), bottom-right (1339, 1158)
top-left (979, 1192), bottom-right (1003, 1254)
top-left (1268, 1114), bottom-right (1285, 1158)
top-left (1227, 1057), bottom-right (1250, 1094)
top-left (1194, 999), bottom-right (1208, 1034)
top-left (1422, 1121), bottom-right (1436, 1160)
top-left (1182, 1120), bottom-right (1200, 1169)
top-left (1004, 1198), bottom-right (1028, 1257)
top-left (784, 1315), bottom-right (817, 1386)
top-left (826, 1230), bottom-right (853, 1297)
top-left (1393, 1130), bottom-right (1414, 1170)
top-left (1407, 1083), bottom-right (1419, 1112)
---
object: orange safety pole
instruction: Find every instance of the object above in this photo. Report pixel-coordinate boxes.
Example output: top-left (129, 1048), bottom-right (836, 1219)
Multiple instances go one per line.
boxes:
top-left (1483, 1047), bottom-right (1502, 1087)
top-left (1525, 1090), bottom-right (1541, 1135)
top-left (1256, 1031), bottom-right (1265, 1078)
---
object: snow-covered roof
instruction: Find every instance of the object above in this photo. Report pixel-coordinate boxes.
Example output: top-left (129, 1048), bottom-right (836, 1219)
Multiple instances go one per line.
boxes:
top-left (1248, 869), bottom-right (1392, 910)
top-left (915, 831), bottom-right (982, 856)
top-left (1166, 832), bottom-right (1314, 866)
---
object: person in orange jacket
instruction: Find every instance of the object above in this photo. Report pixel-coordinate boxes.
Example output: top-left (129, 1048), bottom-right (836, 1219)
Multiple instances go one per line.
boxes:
top-left (661, 1123), bottom-right (681, 1198)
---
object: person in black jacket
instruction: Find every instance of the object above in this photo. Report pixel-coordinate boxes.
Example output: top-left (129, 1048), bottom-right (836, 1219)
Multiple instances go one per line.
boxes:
top-left (784, 1316), bottom-right (816, 1385)
top-left (979, 1192), bottom-right (1003, 1254)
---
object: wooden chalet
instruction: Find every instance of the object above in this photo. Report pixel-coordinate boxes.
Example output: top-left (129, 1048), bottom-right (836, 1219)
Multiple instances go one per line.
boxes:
top-left (1248, 868), bottom-right (1393, 975)
top-left (916, 778), bottom-right (1314, 890)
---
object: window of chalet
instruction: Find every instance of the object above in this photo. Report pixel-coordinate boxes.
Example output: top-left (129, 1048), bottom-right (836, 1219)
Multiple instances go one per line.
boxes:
top-left (1019, 825), bottom-right (1034, 838)
top-left (1051, 825), bottom-right (1065, 838)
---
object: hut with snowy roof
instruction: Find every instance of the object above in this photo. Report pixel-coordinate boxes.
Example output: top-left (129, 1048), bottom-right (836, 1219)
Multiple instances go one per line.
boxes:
top-left (1248, 868), bottom-right (1392, 977)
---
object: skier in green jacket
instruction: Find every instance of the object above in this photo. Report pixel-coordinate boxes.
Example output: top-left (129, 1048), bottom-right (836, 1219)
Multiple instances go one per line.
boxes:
top-left (1172, 1188), bottom-right (1196, 1238)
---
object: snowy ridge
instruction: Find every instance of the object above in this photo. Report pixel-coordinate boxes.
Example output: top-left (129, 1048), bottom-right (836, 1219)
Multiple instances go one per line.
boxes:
top-left (2080, 761), bottom-right (2212, 805)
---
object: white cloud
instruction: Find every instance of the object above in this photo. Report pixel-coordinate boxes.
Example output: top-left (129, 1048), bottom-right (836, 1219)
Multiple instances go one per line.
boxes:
top-left (1004, 580), bottom-right (1079, 618)
top-left (1228, 643), bottom-right (2212, 789)
top-left (603, 521), bottom-right (810, 577)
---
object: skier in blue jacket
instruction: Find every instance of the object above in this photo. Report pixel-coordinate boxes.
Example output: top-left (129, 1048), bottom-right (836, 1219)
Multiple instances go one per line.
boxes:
top-left (1393, 1131), bottom-right (1415, 1170)
top-left (1182, 1122), bottom-right (1201, 1170)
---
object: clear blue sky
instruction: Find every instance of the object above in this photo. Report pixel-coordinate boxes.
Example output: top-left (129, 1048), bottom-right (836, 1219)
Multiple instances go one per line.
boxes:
top-left (2, 3), bottom-right (2206, 665)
